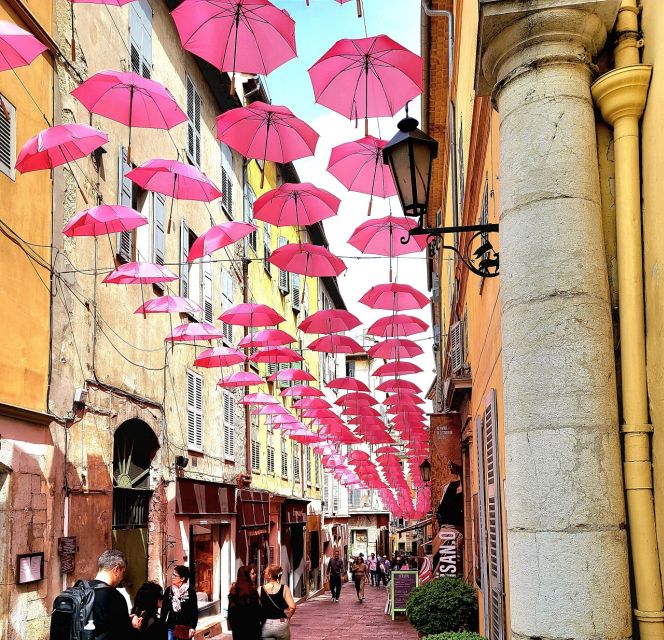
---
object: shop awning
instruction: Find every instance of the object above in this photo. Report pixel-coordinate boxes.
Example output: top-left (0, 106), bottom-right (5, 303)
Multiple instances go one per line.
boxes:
top-left (237, 489), bottom-right (270, 530)
top-left (396, 517), bottom-right (432, 534)
top-left (176, 479), bottom-right (236, 517)
top-left (282, 499), bottom-right (309, 525)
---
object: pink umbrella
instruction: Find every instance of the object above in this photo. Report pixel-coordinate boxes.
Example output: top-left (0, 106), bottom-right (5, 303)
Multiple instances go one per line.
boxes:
top-left (359, 283), bottom-right (429, 311)
top-left (238, 329), bottom-right (295, 348)
top-left (383, 393), bottom-right (424, 406)
top-left (217, 371), bottom-right (263, 388)
top-left (301, 408), bottom-right (337, 419)
top-left (188, 221), bottom-right (257, 261)
top-left (335, 393), bottom-right (377, 406)
top-left (241, 392), bottom-right (279, 405)
top-left (376, 445), bottom-right (400, 454)
top-left (216, 101), bottom-right (318, 187)
top-left (293, 398), bottom-right (331, 409)
top-left (63, 204), bottom-right (147, 237)
top-left (102, 262), bottom-right (178, 284)
top-left (72, 71), bottom-right (187, 162)
top-left (269, 243), bottom-right (346, 277)
top-left (376, 378), bottom-right (422, 393)
top-left (308, 35), bottom-right (423, 135)
top-left (69, 0), bottom-right (136, 4)
top-left (0, 20), bottom-right (47, 72)
top-left (166, 322), bottom-right (226, 342)
top-left (135, 295), bottom-right (202, 315)
top-left (280, 385), bottom-right (323, 398)
top-left (307, 335), bottom-right (365, 355)
top-left (327, 136), bottom-right (396, 215)
top-left (172, 0), bottom-right (296, 93)
top-left (298, 309), bottom-right (361, 334)
top-left (250, 347), bottom-right (303, 364)
top-left (368, 338), bottom-right (424, 359)
top-left (194, 346), bottom-right (246, 367)
top-left (372, 360), bottom-right (423, 377)
top-left (267, 368), bottom-right (316, 383)
top-left (219, 303), bottom-right (285, 327)
top-left (253, 182), bottom-right (340, 228)
top-left (326, 377), bottom-right (370, 392)
top-left (367, 314), bottom-right (429, 338)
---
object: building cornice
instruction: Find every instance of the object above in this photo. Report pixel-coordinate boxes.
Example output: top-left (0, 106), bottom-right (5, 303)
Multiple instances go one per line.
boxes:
top-left (0, 402), bottom-right (53, 427)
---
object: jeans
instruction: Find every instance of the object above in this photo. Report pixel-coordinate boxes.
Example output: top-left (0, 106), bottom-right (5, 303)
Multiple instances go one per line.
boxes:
top-left (329, 574), bottom-right (342, 600)
top-left (262, 618), bottom-right (291, 640)
top-left (369, 570), bottom-right (377, 585)
top-left (167, 631), bottom-right (174, 640)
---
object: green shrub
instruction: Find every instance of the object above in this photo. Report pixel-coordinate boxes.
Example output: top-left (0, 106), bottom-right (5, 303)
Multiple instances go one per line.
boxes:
top-left (425, 633), bottom-right (487, 640)
top-left (405, 577), bottom-right (478, 635)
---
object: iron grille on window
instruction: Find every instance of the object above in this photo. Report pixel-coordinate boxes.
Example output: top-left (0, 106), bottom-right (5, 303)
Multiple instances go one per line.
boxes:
top-left (112, 488), bottom-right (152, 529)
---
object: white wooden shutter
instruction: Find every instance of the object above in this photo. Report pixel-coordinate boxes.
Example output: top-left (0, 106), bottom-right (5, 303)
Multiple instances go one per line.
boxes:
top-left (267, 435), bottom-right (275, 474)
top-left (251, 423), bottom-right (260, 471)
top-left (129, 0), bottom-right (152, 79)
top-left (293, 443), bottom-right (300, 482)
top-left (476, 416), bottom-right (490, 632)
top-left (221, 271), bottom-right (233, 344)
top-left (0, 95), bottom-right (15, 179)
top-left (292, 274), bottom-right (301, 312)
top-left (117, 146), bottom-right (134, 262)
top-left (203, 259), bottom-right (213, 323)
top-left (220, 143), bottom-right (234, 217)
top-left (223, 390), bottom-right (235, 458)
top-left (153, 193), bottom-right (165, 265)
top-left (263, 223), bottom-right (271, 272)
top-left (186, 371), bottom-right (203, 450)
top-left (281, 444), bottom-right (288, 477)
top-left (278, 237), bottom-right (289, 293)
top-left (186, 76), bottom-right (201, 166)
top-left (180, 219), bottom-right (189, 297)
top-left (450, 320), bottom-right (464, 373)
top-left (243, 183), bottom-right (256, 252)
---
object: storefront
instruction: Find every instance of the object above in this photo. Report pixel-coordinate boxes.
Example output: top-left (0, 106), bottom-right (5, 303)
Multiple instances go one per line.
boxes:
top-left (306, 511), bottom-right (322, 594)
top-left (236, 489), bottom-right (271, 581)
top-left (282, 499), bottom-right (308, 598)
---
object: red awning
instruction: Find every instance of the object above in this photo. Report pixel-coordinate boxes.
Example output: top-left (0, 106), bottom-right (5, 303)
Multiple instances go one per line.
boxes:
top-left (282, 499), bottom-right (309, 525)
top-left (176, 479), bottom-right (235, 517)
top-left (237, 489), bottom-right (270, 530)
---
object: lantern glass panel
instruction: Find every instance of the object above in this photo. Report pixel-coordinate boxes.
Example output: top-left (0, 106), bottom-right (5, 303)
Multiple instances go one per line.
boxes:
top-left (387, 138), bottom-right (434, 217)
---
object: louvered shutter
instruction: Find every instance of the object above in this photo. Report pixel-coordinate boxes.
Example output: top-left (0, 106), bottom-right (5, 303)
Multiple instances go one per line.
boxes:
top-left (186, 76), bottom-right (201, 166)
top-left (450, 320), bottom-right (464, 373)
top-left (153, 193), bottom-right (165, 265)
top-left (251, 424), bottom-right (260, 471)
top-left (292, 274), bottom-right (301, 312)
top-left (180, 220), bottom-right (189, 297)
top-left (244, 183), bottom-right (257, 252)
top-left (281, 444), bottom-right (288, 477)
top-left (221, 143), bottom-right (234, 217)
top-left (484, 390), bottom-right (504, 640)
top-left (223, 390), bottom-right (235, 458)
top-left (267, 436), bottom-right (275, 474)
top-left (476, 416), bottom-right (490, 631)
top-left (186, 371), bottom-right (203, 450)
top-left (221, 271), bottom-right (233, 344)
top-left (203, 259), bottom-right (213, 323)
top-left (129, 0), bottom-right (152, 79)
top-left (0, 95), bottom-right (15, 178)
top-left (278, 237), bottom-right (289, 293)
top-left (117, 146), bottom-right (133, 262)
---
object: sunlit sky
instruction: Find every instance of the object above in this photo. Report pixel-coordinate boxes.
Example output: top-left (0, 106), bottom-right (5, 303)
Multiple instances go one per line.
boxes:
top-left (267, 0), bottom-right (435, 405)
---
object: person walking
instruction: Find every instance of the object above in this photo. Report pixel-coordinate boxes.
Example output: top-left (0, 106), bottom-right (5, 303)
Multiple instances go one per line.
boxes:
top-left (259, 565), bottom-right (296, 640)
top-left (132, 582), bottom-right (167, 640)
top-left (327, 549), bottom-right (344, 603)
top-left (368, 553), bottom-right (378, 586)
top-left (227, 566), bottom-right (263, 640)
top-left (383, 557), bottom-right (391, 584)
top-left (350, 554), bottom-right (369, 603)
top-left (376, 557), bottom-right (386, 588)
top-left (162, 566), bottom-right (198, 640)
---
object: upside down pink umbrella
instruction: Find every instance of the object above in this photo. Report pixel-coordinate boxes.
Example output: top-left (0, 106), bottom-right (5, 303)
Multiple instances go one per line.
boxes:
top-left (188, 221), bottom-right (257, 261)
top-left (0, 20), bottom-right (47, 72)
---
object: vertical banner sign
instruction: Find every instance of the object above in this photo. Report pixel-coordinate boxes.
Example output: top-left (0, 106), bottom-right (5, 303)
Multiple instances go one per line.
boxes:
top-left (432, 526), bottom-right (462, 577)
top-left (390, 570), bottom-right (419, 620)
top-left (58, 536), bottom-right (77, 575)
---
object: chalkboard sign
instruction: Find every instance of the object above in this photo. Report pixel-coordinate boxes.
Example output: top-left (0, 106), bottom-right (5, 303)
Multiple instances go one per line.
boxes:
top-left (391, 570), bottom-right (419, 620)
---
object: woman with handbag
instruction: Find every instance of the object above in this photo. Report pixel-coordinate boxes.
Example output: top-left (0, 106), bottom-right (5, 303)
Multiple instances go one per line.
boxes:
top-left (227, 566), bottom-right (262, 640)
top-left (161, 566), bottom-right (198, 640)
top-left (259, 565), bottom-right (296, 640)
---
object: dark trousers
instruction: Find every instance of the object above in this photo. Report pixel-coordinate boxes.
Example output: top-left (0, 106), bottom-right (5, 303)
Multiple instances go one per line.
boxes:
top-left (329, 574), bottom-right (341, 600)
top-left (370, 570), bottom-right (377, 585)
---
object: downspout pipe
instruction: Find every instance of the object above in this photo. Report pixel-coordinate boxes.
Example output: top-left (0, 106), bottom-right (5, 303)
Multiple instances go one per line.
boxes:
top-left (592, 2), bottom-right (664, 638)
top-left (421, 1), bottom-right (453, 92)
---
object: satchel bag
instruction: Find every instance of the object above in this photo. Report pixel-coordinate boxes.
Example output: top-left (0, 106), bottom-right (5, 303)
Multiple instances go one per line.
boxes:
top-left (173, 624), bottom-right (191, 639)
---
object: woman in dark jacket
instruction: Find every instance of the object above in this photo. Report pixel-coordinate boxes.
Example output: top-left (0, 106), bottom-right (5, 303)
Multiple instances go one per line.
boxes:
top-left (161, 565), bottom-right (199, 640)
top-left (227, 565), bottom-right (262, 640)
top-left (131, 582), bottom-right (167, 640)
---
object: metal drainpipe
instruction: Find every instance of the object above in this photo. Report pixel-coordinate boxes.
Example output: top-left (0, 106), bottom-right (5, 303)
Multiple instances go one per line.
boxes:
top-left (243, 255), bottom-right (252, 480)
top-left (421, 1), bottom-right (453, 91)
top-left (592, 2), bottom-right (664, 638)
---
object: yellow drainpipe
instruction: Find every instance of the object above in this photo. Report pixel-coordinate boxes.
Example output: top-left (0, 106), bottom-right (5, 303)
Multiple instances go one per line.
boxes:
top-left (592, 2), bottom-right (664, 638)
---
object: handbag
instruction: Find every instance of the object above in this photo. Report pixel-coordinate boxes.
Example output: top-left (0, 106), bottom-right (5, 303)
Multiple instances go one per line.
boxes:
top-left (324, 578), bottom-right (330, 592)
top-left (173, 624), bottom-right (191, 639)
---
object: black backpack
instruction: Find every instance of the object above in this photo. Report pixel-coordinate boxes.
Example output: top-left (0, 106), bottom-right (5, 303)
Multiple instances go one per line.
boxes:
top-left (50, 580), bottom-right (107, 640)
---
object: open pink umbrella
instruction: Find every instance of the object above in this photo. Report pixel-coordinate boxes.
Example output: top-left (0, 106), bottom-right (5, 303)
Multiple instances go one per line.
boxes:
top-left (63, 204), bottom-right (147, 237)
top-left (308, 35), bottom-right (423, 135)
top-left (219, 303), bottom-right (285, 327)
top-left (368, 338), bottom-right (424, 359)
top-left (217, 371), bottom-right (263, 388)
top-left (367, 314), bottom-right (429, 338)
top-left (372, 360), bottom-right (423, 377)
top-left (383, 393), bottom-right (424, 406)
top-left (69, 0), bottom-right (136, 4)
top-left (293, 398), bottom-right (331, 409)
top-left (194, 346), bottom-right (246, 367)
top-left (253, 182), bottom-right (340, 228)
top-left (269, 243), bottom-right (346, 277)
top-left (280, 385), bottom-right (323, 398)
top-left (307, 335), bottom-right (365, 355)
top-left (103, 262), bottom-right (177, 284)
top-left (241, 392), bottom-right (279, 405)
top-left (298, 309), bottom-right (361, 334)
top-left (238, 329), bottom-right (295, 348)
top-left (0, 20), bottom-right (47, 72)
top-left (188, 221), bottom-right (257, 261)
top-left (135, 295), bottom-right (202, 315)
top-left (166, 322), bottom-right (226, 342)
top-left (360, 283), bottom-right (429, 311)
top-left (72, 71), bottom-right (187, 162)
top-left (216, 101), bottom-right (318, 187)
top-left (335, 392), bottom-right (377, 406)
top-left (376, 378), bottom-right (422, 393)
top-left (172, 0), bottom-right (296, 93)
top-left (268, 368), bottom-right (316, 383)
top-left (327, 135), bottom-right (396, 215)
top-left (326, 377), bottom-right (370, 392)
top-left (250, 347), bottom-right (303, 364)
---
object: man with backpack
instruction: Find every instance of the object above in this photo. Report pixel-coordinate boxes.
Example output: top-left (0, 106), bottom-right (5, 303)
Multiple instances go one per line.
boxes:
top-left (51, 549), bottom-right (142, 639)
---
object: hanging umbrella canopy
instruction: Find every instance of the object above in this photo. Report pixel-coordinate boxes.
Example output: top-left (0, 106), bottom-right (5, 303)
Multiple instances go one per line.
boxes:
top-left (172, 0), bottom-right (296, 85)
top-left (298, 309), bottom-right (361, 334)
top-left (360, 283), bottom-right (430, 311)
top-left (63, 204), bottom-right (147, 237)
top-left (218, 371), bottom-right (264, 388)
top-left (335, 392), bottom-right (377, 406)
top-left (241, 392), bottom-right (279, 405)
top-left (219, 303), bottom-right (285, 327)
top-left (367, 314), bottom-right (429, 338)
top-left (386, 404), bottom-right (424, 415)
top-left (0, 20), bottom-right (47, 71)
top-left (268, 413), bottom-right (299, 426)
top-left (238, 329), bottom-right (296, 348)
top-left (348, 216), bottom-right (428, 256)
top-left (326, 376), bottom-right (370, 392)
top-left (69, 0), bottom-right (136, 4)
top-left (188, 221), bottom-right (257, 261)
top-left (293, 397), bottom-right (332, 409)
top-left (269, 243), bottom-right (346, 277)
top-left (15, 123), bottom-right (108, 173)
top-left (376, 378), bottom-right (422, 393)
top-left (103, 262), bottom-right (177, 284)
top-left (372, 360), bottom-right (423, 377)
top-left (267, 367), bottom-right (316, 383)
top-left (376, 445), bottom-right (401, 454)
top-left (135, 295), bottom-right (202, 315)
top-left (307, 335), bottom-right (365, 355)
top-left (250, 346), bottom-right (303, 364)
top-left (254, 182), bottom-right (340, 228)
top-left (383, 393), bottom-right (424, 406)
top-left (194, 346), bottom-right (246, 368)
top-left (308, 35), bottom-right (422, 134)
top-left (166, 322), bottom-right (225, 342)
top-left (127, 159), bottom-right (222, 202)
top-left (342, 405), bottom-right (381, 417)
top-left (368, 338), bottom-right (424, 359)
top-left (280, 385), bottom-right (323, 398)
top-left (301, 408), bottom-right (337, 419)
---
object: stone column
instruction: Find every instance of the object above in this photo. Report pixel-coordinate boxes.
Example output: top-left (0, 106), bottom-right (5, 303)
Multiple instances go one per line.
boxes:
top-left (476, 2), bottom-right (631, 639)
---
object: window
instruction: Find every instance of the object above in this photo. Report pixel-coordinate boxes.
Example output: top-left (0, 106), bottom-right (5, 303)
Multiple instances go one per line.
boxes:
top-left (263, 223), bottom-right (271, 274)
top-left (180, 219), bottom-right (189, 297)
top-left (221, 270), bottom-right (234, 344)
top-left (458, 117), bottom-right (465, 214)
top-left (186, 75), bottom-right (201, 167)
top-left (180, 225), bottom-right (208, 316)
top-left (267, 435), bottom-right (275, 475)
top-left (203, 260), bottom-right (213, 322)
top-left (332, 483), bottom-right (339, 512)
top-left (281, 444), bottom-right (288, 478)
top-left (223, 390), bottom-right (234, 459)
top-left (323, 475), bottom-right (330, 509)
top-left (278, 237), bottom-right (289, 293)
top-left (314, 454), bottom-right (320, 486)
top-left (345, 359), bottom-right (355, 378)
top-left (153, 194), bottom-right (166, 265)
top-left (450, 320), bottom-right (464, 374)
top-left (251, 421), bottom-right (260, 472)
top-left (292, 274), bottom-right (301, 313)
top-left (305, 446), bottom-right (311, 485)
top-left (349, 488), bottom-right (360, 507)
top-left (244, 182), bottom-right (257, 252)
top-left (129, 0), bottom-right (152, 79)
top-left (0, 95), bottom-right (16, 179)
top-left (186, 370), bottom-right (203, 451)
top-left (293, 444), bottom-right (301, 482)
top-left (117, 146), bottom-right (135, 262)
top-left (220, 143), bottom-right (234, 218)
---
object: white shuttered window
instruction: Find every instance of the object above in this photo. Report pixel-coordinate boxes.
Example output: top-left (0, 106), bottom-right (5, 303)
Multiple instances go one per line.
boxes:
top-left (129, 0), bottom-right (152, 79)
top-left (0, 95), bottom-right (16, 179)
top-left (186, 75), bottom-right (201, 167)
top-left (220, 143), bottom-right (234, 217)
top-left (186, 371), bottom-right (203, 450)
top-left (223, 390), bottom-right (235, 459)
top-left (221, 270), bottom-right (234, 344)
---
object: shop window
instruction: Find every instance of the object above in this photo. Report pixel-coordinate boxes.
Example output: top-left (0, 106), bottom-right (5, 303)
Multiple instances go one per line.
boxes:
top-left (189, 523), bottom-right (221, 616)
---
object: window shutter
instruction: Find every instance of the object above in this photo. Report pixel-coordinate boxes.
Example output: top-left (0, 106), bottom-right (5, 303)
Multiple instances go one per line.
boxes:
top-left (263, 223), bottom-right (271, 272)
top-left (292, 274), bottom-right (301, 312)
top-left (117, 146), bottom-right (134, 262)
top-left (0, 95), bottom-right (15, 179)
top-left (450, 320), bottom-right (464, 373)
top-left (281, 445), bottom-right (288, 477)
top-left (221, 270), bottom-right (233, 344)
top-left (221, 143), bottom-right (234, 217)
top-left (186, 371), bottom-right (203, 450)
top-left (186, 76), bottom-right (201, 166)
top-left (180, 219), bottom-right (189, 297)
top-left (267, 436), bottom-right (275, 474)
top-left (129, 0), bottom-right (152, 79)
top-left (278, 237), bottom-right (289, 293)
top-left (293, 444), bottom-right (300, 482)
top-left (223, 390), bottom-right (235, 458)
top-left (153, 193), bottom-right (165, 265)
top-left (203, 259), bottom-right (213, 323)
top-left (251, 423), bottom-right (260, 472)
top-left (458, 117), bottom-right (465, 212)
top-left (475, 416), bottom-right (490, 627)
top-left (244, 183), bottom-right (257, 252)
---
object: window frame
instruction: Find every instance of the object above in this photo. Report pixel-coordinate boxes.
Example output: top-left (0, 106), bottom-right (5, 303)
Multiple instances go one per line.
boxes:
top-left (186, 74), bottom-right (202, 167)
top-left (186, 370), bottom-right (204, 452)
top-left (223, 389), bottom-right (235, 461)
top-left (0, 95), bottom-right (16, 180)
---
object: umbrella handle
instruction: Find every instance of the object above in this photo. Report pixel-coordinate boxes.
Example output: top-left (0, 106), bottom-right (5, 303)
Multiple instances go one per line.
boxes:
top-left (367, 197), bottom-right (372, 217)
top-left (356, 0), bottom-right (363, 18)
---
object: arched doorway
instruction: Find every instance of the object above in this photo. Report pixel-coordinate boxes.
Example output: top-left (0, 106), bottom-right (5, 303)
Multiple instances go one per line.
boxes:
top-left (112, 419), bottom-right (159, 598)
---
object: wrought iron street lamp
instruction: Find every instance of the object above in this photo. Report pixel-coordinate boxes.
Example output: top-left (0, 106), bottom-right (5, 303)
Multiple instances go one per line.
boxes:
top-left (419, 458), bottom-right (432, 484)
top-left (383, 114), bottom-right (500, 278)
